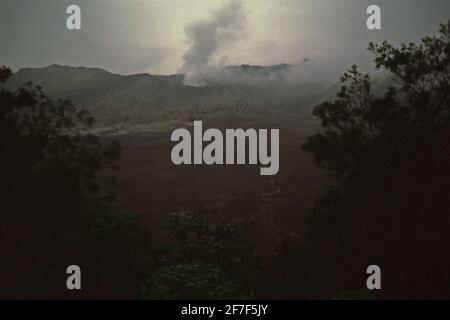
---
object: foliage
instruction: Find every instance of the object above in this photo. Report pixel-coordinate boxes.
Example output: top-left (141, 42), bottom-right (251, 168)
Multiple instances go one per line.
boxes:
top-left (143, 261), bottom-right (242, 299)
top-left (143, 208), bottom-right (259, 299)
top-left (304, 21), bottom-right (450, 181)
top-left (300, 21), bottom-right (450, 299)
top-left (0, 66), bottom-right (12, 82)
top-left (0, 68), bottom-right (155, 298)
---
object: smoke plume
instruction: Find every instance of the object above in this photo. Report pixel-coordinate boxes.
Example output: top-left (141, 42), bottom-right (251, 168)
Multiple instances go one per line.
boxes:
top-left (179, 1), bottom-right (246, 86)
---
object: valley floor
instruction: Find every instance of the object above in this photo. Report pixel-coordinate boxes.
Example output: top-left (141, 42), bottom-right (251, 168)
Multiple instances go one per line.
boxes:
top-left (107, 115), bottom-right (331, 258)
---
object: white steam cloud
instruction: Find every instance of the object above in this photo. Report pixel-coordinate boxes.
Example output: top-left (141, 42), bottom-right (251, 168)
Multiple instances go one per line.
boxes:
top-left (179, 1), bottom-right (246, 86)
top-left (178, 0), bottom-right (341, 88)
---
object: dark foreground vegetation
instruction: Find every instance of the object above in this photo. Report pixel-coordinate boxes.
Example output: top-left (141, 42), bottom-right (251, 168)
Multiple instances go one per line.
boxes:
top-left (1, 21), bottom-right (449, 299)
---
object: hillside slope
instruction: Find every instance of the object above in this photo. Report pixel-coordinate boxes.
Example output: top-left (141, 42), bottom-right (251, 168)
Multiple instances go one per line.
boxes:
top-left (3, 64), bottom-right (392, 126)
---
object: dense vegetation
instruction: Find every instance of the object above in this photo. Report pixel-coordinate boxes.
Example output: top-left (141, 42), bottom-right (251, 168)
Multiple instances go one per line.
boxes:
top-left (0, 68), bottom-right (154, 298)
top-left (298, 20), bottom-right (450, 299)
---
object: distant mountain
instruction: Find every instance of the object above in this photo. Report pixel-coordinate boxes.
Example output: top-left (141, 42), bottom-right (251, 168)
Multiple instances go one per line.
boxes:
top-left (2, 64), bottom-right (323, 125)
top-left (2, 64), bottom-right (394, 126)
top-left (221, 63), bottom-right (291, 78)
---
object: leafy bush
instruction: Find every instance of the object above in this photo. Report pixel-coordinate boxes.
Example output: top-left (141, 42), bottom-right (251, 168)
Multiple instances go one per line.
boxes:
top-left (143, 261), bottom-right (242, 299)
top-left (143, 208), bottom-right (259, 299)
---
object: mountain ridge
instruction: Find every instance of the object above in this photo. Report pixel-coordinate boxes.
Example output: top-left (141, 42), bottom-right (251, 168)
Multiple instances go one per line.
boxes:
top-left (2, 63), bottom-right (391, 126)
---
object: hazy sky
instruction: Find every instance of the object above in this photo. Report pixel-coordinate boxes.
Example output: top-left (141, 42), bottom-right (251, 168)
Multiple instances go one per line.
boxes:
top-left (1, 0), bottom-right (449, 75)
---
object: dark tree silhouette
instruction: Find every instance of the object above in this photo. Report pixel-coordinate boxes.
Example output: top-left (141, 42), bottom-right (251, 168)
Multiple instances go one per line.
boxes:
top-left (0, 66), bottom-right (12, 82)
top-left (298, 21), bottom-right (450, 299)
top-left (0, 67), bottom-right (155, 299)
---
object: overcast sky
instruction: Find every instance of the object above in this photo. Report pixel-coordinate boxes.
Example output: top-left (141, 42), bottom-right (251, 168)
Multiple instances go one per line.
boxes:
top-left (1, 0), bottom-right (449, 75)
